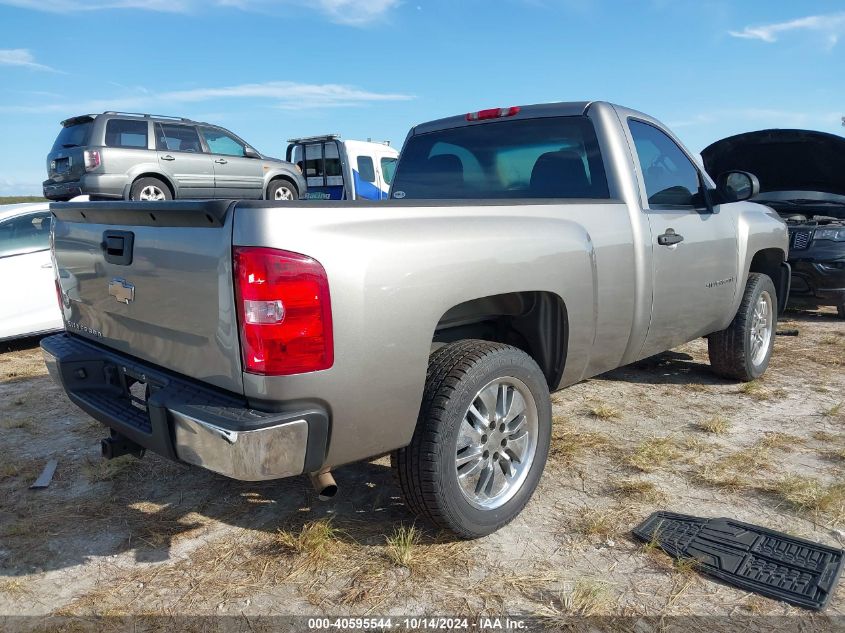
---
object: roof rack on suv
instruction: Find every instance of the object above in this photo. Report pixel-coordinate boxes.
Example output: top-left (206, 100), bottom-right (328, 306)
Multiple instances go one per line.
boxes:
top-left (287, 134), bottom-right (341, 144)
top-left (103, 111), bottom-right (192, 122)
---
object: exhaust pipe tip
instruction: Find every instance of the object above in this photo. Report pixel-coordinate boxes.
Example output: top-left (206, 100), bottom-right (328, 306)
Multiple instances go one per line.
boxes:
top-left (309, 470), bottom-right (337, 501)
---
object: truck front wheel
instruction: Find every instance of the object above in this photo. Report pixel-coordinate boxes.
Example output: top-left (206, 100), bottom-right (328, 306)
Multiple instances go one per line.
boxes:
top-left (708, 273), bottom-right (777, 381)
top-left (393, 340), bottom-right (551, 539)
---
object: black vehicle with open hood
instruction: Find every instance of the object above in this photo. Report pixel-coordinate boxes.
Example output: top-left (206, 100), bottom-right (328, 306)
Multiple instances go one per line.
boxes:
top-left (703, 129), bottom-right (845, 318)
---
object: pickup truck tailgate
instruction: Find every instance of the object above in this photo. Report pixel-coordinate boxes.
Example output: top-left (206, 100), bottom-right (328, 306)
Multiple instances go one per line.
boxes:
top-left (51, 200), bottom-right (243, 394)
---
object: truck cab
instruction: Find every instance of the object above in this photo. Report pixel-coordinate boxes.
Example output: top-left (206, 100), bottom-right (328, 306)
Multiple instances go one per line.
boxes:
top-left (286, 135), bottom-right (398, 201)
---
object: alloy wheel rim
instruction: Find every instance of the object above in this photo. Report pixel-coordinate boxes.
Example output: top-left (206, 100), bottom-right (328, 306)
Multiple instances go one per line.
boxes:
top-left (455, 376), bottom-right (538, 510)
top-left (750, 290), bottom-right (773, 366)
top-left (139, 186), bottom-right (166, 201)
top-left (274, 187), bottom-right (294, 201)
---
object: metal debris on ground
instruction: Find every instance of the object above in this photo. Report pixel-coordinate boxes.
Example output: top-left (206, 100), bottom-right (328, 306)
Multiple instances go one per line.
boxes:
top-left (29, 459), bottom-right (58, 489)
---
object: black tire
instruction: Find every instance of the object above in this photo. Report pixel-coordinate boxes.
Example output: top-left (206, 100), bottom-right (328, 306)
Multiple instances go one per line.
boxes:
top-left (837, 303), bottom-right (845, 319)
top-left (394, 340), bottom-right (551, 539)
top-left (708, 273), bottom-right (778, 381)
top-left (268, 179), bottom-right (298, 202)
top-left (129, 177), bottom-right (172, 201)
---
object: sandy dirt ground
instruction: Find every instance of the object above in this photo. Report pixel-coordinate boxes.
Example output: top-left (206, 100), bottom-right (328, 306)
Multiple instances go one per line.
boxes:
top-left (0, 309), bottom-right (843, 631)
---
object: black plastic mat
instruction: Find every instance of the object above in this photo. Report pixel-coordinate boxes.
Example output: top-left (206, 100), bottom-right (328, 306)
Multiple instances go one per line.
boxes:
top-left (633, 511), bottom-right (843, 610)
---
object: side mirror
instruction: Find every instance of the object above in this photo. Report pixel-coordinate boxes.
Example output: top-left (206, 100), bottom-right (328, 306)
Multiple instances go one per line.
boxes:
top-left (244, 147), bottom-right (260, 159)
top-left (716, 170), bottom-right (760, 203)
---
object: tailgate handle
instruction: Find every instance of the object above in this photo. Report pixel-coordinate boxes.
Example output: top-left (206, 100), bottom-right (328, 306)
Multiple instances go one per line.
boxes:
top-left (102, 230), bottom-right (135, 266)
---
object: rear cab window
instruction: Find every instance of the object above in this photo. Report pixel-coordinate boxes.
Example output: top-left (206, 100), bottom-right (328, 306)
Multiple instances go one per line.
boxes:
top-left (105, 119), bottom-right (149, 149)
top-left (391, 116), bottom-right (609, 200)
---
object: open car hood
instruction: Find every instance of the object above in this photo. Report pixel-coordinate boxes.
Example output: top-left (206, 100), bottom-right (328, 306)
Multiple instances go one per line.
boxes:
top-left (702, 129), bottom-right (845, 198)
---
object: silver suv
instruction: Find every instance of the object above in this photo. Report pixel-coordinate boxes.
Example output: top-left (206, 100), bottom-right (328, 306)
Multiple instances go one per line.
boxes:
top-left (43, 112), bottom-right (306, 202)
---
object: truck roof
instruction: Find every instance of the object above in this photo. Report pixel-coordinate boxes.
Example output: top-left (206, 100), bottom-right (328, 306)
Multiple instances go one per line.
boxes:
top-left (411, 101), bottom-right (596, 136)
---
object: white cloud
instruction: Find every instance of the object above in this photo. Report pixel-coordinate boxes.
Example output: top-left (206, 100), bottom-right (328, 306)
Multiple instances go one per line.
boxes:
top-left (0, 48), bottom-right (59, 72)
top-left (161, 81), bottom-right (413, 109)
top-left (0, 80), bottom-right (414, 113)
top-left (729, 12), bottom-right (845, 48)
top-left (0, 0), bottom-right (400, 24)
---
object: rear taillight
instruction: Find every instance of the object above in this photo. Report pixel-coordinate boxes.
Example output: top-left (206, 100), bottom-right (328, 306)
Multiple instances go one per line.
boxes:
top-left (83, 150), bottom-right (101, 170)
top-left (466, 106), bottom-right (520, 122)
top-left (233, 247), bottom-right (333, 376)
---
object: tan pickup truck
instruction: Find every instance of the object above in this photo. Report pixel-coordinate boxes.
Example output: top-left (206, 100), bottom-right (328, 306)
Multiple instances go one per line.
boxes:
top-left (42, 101), bottom-right (788, 537)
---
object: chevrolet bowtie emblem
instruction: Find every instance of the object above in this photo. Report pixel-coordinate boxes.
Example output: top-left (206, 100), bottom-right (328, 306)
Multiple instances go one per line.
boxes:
top-left (108, 278), bottom-right (135, 304)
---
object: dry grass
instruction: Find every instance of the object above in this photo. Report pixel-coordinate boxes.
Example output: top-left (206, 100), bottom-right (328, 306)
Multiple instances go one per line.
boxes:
top-left (758, 432), bottom-right (804, 452)
top-left (82, 455), bottom-right (141, 483)
top-left (0, 578), bottom-right (30, 598)
top-left (673, 557), bottom-right (700, 576)
top-left (0, 417), bottom-right (34, 430)
top-left (765, 475), bottom-right (845, 523)
top-left (823, 448), bottom-right (845, 463)
top-left (821, 334), bottom-right (845, 347)
top-left (59, 516), bottom-right (474, 614)
top-left (559, 579), bottom-right (613, 616)
top-left (738, 381), bottom-right (772, 400)
top-left (693, 447), bottom-right (774, 491)
top-left (610, 478), bottom-right (664, 503)
top-left (275, 518), bottom-right (341, 564)
top-left (572, 507), bottom-right (632, 539)
top-left (549, 421), bottom-right (615, 464)
top-left (627, 438), bottom-right (680, 472)
top-left (588, 403), bottom-right (621, 420)
top-left (0, 458), bottom-right (41, 482)
top-left (384, 524), bottom-right (420, 568)
top-left (822, 402), bottom-right (843, 418)
top-left (696, 416), bottom-right (730, 435)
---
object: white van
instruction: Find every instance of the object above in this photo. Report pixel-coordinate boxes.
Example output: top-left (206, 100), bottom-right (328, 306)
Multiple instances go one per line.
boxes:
top-left (286, 135), bottom-right (399, 201)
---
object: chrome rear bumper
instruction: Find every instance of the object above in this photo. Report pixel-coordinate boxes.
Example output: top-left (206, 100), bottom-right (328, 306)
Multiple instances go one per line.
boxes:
top-left (40, 334), bottom-right (328, 481)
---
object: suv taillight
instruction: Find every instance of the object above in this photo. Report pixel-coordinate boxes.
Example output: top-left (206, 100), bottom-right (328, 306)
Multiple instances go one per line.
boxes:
top-left (233, 247), bottom-right (333, 376)
top-left (83, 150), bottom-right (101, 170)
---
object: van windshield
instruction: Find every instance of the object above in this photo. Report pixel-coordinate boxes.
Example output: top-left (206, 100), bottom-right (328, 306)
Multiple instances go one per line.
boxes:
top-left (391, 116), bottom-right (609, 200)
top-left (52, 121), bottom-right (93, 150)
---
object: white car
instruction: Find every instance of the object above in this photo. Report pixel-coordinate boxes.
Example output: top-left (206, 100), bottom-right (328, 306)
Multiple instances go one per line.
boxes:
top-left (0, 201), bottom-right (63, 341)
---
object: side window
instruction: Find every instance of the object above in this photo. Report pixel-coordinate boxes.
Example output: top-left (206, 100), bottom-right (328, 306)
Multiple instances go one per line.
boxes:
top-left (0, 211), bottom-right (52, 258)
top-left (199, 127), bottom-right (246, 157)
top-left (156, 124), bottom-right (203, 153)
top-left (629, 120), bottom-right (701, 207)
top-left (357, 156), bottom-right (376, 183)
top-left (381, 157), bottom-right (397, 185)
top-left (105, 119), bottom-right (148, 149)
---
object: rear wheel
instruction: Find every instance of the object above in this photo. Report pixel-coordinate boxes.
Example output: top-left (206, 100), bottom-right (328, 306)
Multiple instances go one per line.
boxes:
top-left (268, 179), bottom-right (298, 202)
top-left (837, 302), bottom-right (845, 319)
top-left (394, 340), bottom-right (551, 539)
top-left (130, 177), bottom-right (172, 202)
top-left (708, 273), bottom-right (777, 381)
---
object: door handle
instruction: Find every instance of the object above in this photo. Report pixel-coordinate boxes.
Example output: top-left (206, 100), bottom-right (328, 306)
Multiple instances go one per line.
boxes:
top-left (658, 229), bottom-right (684, 246)
top-left (41, 262), bottom-right (53, 269)
top-left (161, 155), bottom-right (175, 161)
top-left (214, 158), bottom-right (228, 165)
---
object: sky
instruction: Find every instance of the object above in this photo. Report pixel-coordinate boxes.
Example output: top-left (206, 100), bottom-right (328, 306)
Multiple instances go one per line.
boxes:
top-left (0, 0), bottom-right (843, 195)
